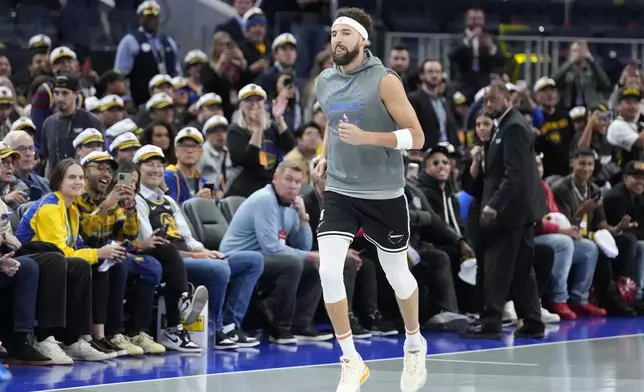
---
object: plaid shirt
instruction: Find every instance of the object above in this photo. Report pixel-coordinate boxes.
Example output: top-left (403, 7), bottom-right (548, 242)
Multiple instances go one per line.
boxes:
top-left (74, 191), bottom-right (139, 248)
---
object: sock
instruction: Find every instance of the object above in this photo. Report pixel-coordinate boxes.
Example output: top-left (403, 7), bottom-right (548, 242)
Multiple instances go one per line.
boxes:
top-left (336, 330), bottom-right (359, 358)
top-left (404, 325), bottom-right (423, 349)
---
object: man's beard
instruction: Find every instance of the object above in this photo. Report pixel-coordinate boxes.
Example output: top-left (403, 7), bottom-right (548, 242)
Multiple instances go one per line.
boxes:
top-left (489, 106), bottom-right (509, 119)
top-left (333, 44), bottom-right (360, 66)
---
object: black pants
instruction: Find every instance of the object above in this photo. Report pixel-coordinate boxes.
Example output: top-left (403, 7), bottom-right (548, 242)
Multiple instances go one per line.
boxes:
top-left (480, 224), bottom-right (543, 330)
top-left (594, 232), bottom-right (637, 304)
top-left (345, 256), bottom-right (378, 317)
top-left (142, 243), bottom-right (189, 327)
top-left (259, 254), bottom-right (322, 331)
top-left (534, 244), bottom-right (555, 299)
top-left (412, 244), bottom-right (459, 322)
top-left (92, 261), bottom-right (128, 336)
top-left (30, 253), bottom-right (92, 338)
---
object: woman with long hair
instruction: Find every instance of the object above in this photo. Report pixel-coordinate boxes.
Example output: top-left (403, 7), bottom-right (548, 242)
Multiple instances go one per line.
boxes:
top-left (140, 120), bottom-right (176, 166)
top-left (225, 83), bottom-right (296, 198)
top-left (15, 158), bottom-right (125, 362)
top-left (201, 31), bottom-right (253, 119)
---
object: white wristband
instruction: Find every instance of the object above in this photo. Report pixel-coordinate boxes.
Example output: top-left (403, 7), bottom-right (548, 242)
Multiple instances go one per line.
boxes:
top-left (393, 129), bottom-right (413, 150)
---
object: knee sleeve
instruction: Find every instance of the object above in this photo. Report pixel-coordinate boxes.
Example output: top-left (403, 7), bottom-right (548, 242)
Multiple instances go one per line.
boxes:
top-left (318, 236), bottom-right (351, 303)
top-left (378, 249), bottom-right (418, 299)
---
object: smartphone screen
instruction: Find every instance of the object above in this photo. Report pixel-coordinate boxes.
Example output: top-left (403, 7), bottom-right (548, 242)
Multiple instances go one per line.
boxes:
top-left (203, 183), bottom-right (215, 191)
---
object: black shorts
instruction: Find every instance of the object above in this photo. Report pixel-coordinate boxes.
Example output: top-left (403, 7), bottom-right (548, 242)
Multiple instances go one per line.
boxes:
top-left (317, 191), bottom-right (410, 253)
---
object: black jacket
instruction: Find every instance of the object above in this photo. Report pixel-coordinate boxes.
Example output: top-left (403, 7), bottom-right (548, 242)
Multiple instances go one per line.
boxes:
top-left (224, 123), bottom-right (296, 198)
top-left (215, 17), bottom-right (246, 43)
top-left (603, 183), bottom-right (644, 240)
top-left (407, 88), bottom-right (460, 151)
top-left (481, 108), bottom-right (544, 228)
top-left (405, 184), bottom-right (461, 248)
top-left (417, 172), bottom-right (465, 237)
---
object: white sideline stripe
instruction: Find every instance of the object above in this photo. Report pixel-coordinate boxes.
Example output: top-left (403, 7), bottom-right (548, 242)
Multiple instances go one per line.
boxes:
top-left (41, 333), bottom-right (644, 391)
top-left (426, 358), bottom-right (538, 366)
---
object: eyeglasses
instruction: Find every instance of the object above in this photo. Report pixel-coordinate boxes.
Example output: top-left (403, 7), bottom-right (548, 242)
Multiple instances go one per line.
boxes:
top-left (177, 143), bottom-right (201, 150)
top-left (0, 159), bottom-right (12, 168)
top-left (14, 145), bottom-right (34, 154)
top-left (431, 159), bottom-right (450, 166)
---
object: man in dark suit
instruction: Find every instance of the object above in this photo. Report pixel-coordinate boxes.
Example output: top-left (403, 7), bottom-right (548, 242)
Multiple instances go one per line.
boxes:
top-left (408, 60), bottom-right (460, 151)
top-left (461, 82), bottom-right (545, 339)
top-left (448, 8), bottom-right (506, 101)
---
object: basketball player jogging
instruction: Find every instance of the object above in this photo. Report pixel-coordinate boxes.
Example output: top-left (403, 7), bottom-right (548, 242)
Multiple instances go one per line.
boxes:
top-left (314, 7), bottom-right (427, 392)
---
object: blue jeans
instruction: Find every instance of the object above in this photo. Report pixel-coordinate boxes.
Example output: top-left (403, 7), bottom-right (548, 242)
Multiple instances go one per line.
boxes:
top-left (123, 254), bottom-right (162, 333)
top-left (185, 251), bottom-right (264, 331)
top-left (635, 241), bottom-right (644, 300)
top-left (123, 254), bottom-right (162, 286)
top-left (0, 256), bottom-right (39, 333)
top-left (535, 234), bottom-right (598, 304)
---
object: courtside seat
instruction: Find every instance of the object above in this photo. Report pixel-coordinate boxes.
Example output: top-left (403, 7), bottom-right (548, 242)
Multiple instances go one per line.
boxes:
top-left (181, 198), bottom-right (229, 250)
top-left (219, 196), bottom-right (246, 223)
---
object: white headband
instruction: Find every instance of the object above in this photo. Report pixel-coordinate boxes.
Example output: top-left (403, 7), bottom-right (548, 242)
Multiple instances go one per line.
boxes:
top-left (332, 17), bottom-right (368, 41)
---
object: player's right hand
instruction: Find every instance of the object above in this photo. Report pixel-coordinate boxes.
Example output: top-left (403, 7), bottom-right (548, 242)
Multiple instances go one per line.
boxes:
top-left (314, 157), bottom-right (327, 181)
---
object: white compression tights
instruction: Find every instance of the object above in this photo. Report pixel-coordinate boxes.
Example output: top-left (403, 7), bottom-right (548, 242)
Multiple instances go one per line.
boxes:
top-left (377, 248), bottom-right (418, 300)
top-left (318, 236), bottom-right (352, 303)
top-left (318, 236), bottom-right (418, 303)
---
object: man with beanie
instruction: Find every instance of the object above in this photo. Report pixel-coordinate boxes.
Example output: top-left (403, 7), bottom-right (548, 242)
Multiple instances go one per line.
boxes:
top-left (114, 0), bottom-right (181, 107)
top-left (39, 75), bottom-right (103, 176)
top-left (238, 7), bottom-right (271, 77)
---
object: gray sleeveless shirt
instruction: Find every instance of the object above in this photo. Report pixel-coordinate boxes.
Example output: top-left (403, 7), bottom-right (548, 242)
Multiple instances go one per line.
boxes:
top-left (316, 51), bottom-right (405, 200)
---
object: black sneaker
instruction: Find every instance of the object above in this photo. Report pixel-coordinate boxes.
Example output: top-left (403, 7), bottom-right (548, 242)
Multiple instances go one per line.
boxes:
top-left (96, 337), bottom-right (126, 357)
top-left (223, 324), bottom-right (260, 348)
top-left (292, 325), bottom-right (333, 342)
top-left (160, 324), bottom-right (202, 353)
top-left (90, 339), bottom-right (117, 358)
top-left (349, 313), bottom-right (372, 339)
top-left (8, 333), bottom-right (54, 365)
top-left (214, 330), bottom-right (239, 350)
top-left (460, 322), bottom-right (503, 339)
top-left (268, 328), bottom-right (297, 345)
top-left (365, 311), bottom-right (398, 336)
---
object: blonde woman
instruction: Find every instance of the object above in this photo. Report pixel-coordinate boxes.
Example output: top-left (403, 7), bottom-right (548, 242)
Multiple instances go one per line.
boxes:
top-left (201, 31), bottom-right (252, 119)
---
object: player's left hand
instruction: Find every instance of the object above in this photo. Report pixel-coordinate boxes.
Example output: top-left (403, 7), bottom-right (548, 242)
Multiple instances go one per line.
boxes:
top-left (338, 121), bottom-right (368, 145)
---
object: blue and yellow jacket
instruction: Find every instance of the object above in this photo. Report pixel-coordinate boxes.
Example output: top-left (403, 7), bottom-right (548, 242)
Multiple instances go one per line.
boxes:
top-left (15, 192), bottom-right (99, 264)
top-left (74, 190), bottom-right (139, 248)
top-left (164, 165), bottom-right (203, 206)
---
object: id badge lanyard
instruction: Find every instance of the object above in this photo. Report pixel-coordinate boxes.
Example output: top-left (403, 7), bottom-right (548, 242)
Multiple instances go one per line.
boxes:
top-left (278, 207), bottom-right (287, 246)
top-left (144, 31), bottom-right (168, 74)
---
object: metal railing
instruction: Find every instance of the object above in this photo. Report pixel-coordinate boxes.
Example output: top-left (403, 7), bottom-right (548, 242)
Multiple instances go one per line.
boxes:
top-left (384, 32), bottom-right (644, 84)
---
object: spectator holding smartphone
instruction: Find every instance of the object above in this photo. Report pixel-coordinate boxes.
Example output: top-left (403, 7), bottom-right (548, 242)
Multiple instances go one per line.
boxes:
top-left (75, 152), bottom-right (166, 356)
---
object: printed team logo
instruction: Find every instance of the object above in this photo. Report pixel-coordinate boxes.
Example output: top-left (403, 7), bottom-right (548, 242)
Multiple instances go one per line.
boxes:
top-left (341, 113), bottom-right (349, 122)
top-left (387, 231), bottom-right (407, 245)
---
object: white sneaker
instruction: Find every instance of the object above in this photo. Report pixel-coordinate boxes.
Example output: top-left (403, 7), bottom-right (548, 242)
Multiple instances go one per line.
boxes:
top-left (503, 301), bottom-right (518, 325)
top-left (130, 332), bottom-right (166, 355)
top-left (336, 355), bottom-right (370, 392)
top-left (160, 324), bottom-right (202, 353)
top-left (110, 334), bottom-right (144, 356)
top-left (179, 285), bottom-right (208, 325)
top-left (33, 336), bottom-right (74, 365)
top-left (63, 338), bottom-right (110, 361)
top-left (541, 307), bottom-right (561, 324)
top-left (401, 336), bottom-right (428, 392)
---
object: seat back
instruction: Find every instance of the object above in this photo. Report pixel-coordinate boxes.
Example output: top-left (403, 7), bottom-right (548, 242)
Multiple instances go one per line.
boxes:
top-left (300, 182), bottom-right (313, 196)
top-left (181, 198), bottom-right (229, 250)
top-left (219, 196), bottom-right (246, 222)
